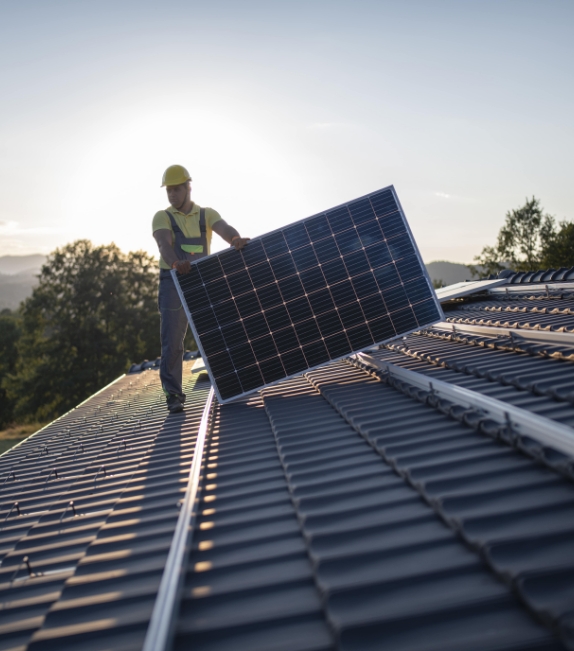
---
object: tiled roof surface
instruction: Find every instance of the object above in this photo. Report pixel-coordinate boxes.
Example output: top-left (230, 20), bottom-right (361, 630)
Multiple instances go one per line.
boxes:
top-left (503, 267), bottom-right (574, 284)
top-left (379, 332), bottom-right (574, 425)
top-left (444, 294), bottom-right (574, 333)
top-left (0, 367), bottom-right (211, 650)
top-left (2, 277), bottom-right (574, 650)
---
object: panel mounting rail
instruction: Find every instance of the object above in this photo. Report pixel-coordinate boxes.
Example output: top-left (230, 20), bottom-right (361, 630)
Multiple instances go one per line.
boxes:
top-left (432, 321), bottom-right (574, 347)
top-left (355, 352), bottom-right (574, 459)
top-left (142, 386), bottom-right (215, 651)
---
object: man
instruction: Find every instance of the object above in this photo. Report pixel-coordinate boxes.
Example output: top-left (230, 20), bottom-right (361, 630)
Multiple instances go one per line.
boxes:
top-left (153, 164), bottom-right (249, 413)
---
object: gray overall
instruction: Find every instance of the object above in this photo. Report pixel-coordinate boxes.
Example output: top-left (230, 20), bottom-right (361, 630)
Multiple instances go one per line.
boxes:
top-left (158, 208), bottom-right (207, 398)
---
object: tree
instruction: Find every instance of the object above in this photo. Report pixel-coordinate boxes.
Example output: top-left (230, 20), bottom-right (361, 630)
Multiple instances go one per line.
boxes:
top-left (469, 197), bottom-right (557, 278)
top-left (540, 221), bottom-right (574, 270)
top-left (0, 309), bottom-right (21, 428)
top-left (4, 240), bottom-right (165, 422)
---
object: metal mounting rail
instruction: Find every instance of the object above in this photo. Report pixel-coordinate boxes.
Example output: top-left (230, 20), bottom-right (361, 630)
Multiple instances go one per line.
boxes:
top-left (142, 386), bottom-right (215, 651)
top-left (488, 282), bottom-right (574, 295)
top-left (355, 353), bottom-right (574, 459)
top-left (432, 321), bottom-right (574, 347)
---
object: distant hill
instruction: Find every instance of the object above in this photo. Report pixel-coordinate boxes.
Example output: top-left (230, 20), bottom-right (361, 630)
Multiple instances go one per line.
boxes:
top-left (0, 269), bottom-right (41, 311)
top-left (425, 260), bottom-right (474, 287)
top-left (0, 254), bottom-right (475, 312)
top-left (0, 255), bottom-right (45, 311)
top-left (0, 254), bottom-right (46, 275)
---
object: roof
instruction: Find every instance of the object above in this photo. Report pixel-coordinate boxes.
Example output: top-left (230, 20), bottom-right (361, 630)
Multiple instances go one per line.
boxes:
top-left (1, 271), bottom-right (574, 651)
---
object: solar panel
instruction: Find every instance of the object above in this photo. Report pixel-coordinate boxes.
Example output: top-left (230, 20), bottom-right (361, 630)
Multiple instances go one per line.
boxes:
top-left (435, 279), bottom-right (508, 302)
top-left (172, 185), bottom-right (444, 402)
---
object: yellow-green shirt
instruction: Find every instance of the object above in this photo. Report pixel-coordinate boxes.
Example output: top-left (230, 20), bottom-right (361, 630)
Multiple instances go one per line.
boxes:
top-left (152, 203), bottom-right (222, 270)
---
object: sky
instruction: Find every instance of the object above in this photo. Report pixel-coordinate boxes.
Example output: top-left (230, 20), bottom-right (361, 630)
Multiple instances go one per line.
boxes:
top-left (0, 0), bottom-right (572, 264)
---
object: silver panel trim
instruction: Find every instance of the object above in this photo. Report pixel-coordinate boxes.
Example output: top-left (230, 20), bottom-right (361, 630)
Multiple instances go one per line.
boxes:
top-left (435, 279), bottom-right (508, 302)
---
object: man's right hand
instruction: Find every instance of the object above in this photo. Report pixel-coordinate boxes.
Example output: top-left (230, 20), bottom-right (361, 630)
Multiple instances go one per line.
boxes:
top-left (173, 260), bottom-right (191, 274)
top-left (154, 230), bottom-right (192, 275)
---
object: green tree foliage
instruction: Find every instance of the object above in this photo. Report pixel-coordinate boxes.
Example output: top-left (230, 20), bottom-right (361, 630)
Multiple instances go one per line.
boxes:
top-left (540, 221), bottom-right (574, 270)
top-left (0, 309), bottom-right (21, 428)
top-left (469, 197), bottom-right (564, 278)
top-left (4, 240), bottom-right (162, 422)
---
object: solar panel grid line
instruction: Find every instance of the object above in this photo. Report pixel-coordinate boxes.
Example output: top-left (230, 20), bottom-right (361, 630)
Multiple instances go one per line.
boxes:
top-left (172, 185), bottom-right (444, 403)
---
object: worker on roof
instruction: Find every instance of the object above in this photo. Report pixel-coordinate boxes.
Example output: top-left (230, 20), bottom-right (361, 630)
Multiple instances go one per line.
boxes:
top-left (153, 164), bottom-right (249, 413)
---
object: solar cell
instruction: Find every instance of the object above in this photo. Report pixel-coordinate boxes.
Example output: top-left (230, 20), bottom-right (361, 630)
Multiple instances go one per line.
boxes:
top-left (173, 185), bottom-right (444, 402)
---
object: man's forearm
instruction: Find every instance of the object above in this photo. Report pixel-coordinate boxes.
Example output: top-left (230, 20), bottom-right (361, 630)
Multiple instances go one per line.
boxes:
top-left (219, 223), bottom-right (240, 244)
top-left (211, 219), bottom-right (249, 250)
top-left (158, 242), bottom-right (179, 267)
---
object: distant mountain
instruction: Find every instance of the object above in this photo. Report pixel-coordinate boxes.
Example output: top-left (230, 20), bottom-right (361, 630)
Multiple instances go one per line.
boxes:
top-left (425, 261), bottom-right (474, 287)
top-left (0, 270), bottom-right (40, 311)
top-left (0, 255), bottom-right (45, 311)
top-left (0, 254), bottom-right (46, 275)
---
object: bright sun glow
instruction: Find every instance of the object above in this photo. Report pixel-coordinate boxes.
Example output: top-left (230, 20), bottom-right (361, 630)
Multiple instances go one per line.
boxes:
top-left (61, 105), bottom-right (301, 260)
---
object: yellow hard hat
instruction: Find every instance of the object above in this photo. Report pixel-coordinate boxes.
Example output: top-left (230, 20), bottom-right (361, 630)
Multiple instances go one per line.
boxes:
top-left (161, 164), bottom-right (192, 187)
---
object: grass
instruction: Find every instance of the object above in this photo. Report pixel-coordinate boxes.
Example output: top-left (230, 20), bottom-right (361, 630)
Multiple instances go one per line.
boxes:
top-left (0, 422), bottom-right (46, 455)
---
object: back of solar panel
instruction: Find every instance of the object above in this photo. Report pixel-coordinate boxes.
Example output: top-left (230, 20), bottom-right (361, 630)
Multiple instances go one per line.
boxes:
top-left (173, 185), bottom-right (444, 402)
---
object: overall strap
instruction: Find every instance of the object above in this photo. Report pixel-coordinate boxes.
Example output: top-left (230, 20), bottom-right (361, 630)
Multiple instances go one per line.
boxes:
top-left (164, 210), bottom-right (183, 236)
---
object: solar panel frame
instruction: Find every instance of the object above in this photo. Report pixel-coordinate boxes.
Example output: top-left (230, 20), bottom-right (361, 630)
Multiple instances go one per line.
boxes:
top-left (435, 279), bottom-right (509, 301)
top-left (172, 185), bottom-right (444, 403)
